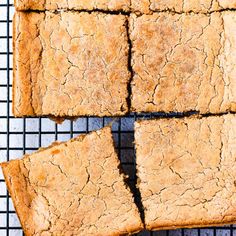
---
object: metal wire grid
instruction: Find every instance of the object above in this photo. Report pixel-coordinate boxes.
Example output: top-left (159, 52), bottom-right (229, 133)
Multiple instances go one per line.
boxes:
top-left (0, 1), bottom-right (235, 235)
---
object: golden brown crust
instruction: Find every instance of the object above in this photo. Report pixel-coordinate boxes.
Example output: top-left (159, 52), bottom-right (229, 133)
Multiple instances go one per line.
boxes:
top-left (2, 161), bottom-right (32, 236)
top-left (147, 222), bottom-right (236, 231)
top-left (130, 12), bottom-right (236, 114)
top-left (131, 0), bottom-right (236, 13)
top-left (13, 11), bottom-right (130, 118)
top-left (13, 13), bottom-right (16, 117)
top-left (15, 0), bottom-right (130, 11)
top-left (135, 114), bottom-right (236, 230)
top-left (1, 127), bottom-right (143, 236)
top-left (13, 12), bottom-right (44, 116)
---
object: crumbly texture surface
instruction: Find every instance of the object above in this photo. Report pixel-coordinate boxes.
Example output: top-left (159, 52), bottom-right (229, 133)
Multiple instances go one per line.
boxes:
top-left (15, 0), bottom-right (130, 11)
top-left (135, 114), bottom-right (236, 230)
top-left (130, 12), bottom-right (236, 114)
top-left (13, 11), bottom-right (130, 117)
top-left (1, 127), bottom-right (143, 236)
top-left (131, 0), bottom-right (236, 13)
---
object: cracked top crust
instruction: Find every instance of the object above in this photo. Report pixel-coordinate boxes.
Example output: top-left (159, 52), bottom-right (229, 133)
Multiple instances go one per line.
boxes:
top-left (15, 0), bottom-right (236, 13)
top-left (130, 12), bottom-right (236, 114)
top-left (131, 0), bottom-right (236, 13)
top-left (1, 127), bottom-right (143, 236)
top-left (135, 114), bottom-right (236, 230)
top-left (13, 11), bottom-right (130, 117)
top-left (15, 0), bottom-right (130, 11)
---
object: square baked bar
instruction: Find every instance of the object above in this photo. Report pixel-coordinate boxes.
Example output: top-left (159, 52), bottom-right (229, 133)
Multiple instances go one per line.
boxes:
top-left (1, 127), bottom-right (143, 235)
top-left (135, 114), bottom-right (236, 230)
top-left (15, 0), bottom-right (130, 11)
top-left (130, 12), bottom-right (236, 114)
top-left (131, 0), bottom-right (236, 13)
top-left (13, 11), bottom-right (130, 117)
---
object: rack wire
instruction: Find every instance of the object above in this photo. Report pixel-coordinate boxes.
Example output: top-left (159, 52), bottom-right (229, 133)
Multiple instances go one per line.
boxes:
top-left (0, 1), bottom-right (235, 235)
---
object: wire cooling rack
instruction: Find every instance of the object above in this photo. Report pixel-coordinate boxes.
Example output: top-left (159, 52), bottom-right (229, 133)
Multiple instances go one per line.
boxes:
top-left (0, 1), bottom-right (235, 235)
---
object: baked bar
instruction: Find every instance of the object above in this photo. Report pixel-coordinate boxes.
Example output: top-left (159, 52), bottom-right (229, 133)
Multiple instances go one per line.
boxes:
top-left (135, 114), bottom-right (236, 230)
top-left (15, 0), bottom-right (236, 13)
top-left (1, 127), bottom-right (143, 236)
top-left (131, 0), bottom-right (236, 13)
top-left (130, 12), bottom-right (236, 114)
top-left (15, 0), bottom-right (130, 11)
top-left (13, 11), bottom-right (130, 117)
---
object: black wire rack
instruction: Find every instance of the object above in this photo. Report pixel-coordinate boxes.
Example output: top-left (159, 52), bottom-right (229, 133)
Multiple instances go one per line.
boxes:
top-left (0, 1), bottom-right (235, 236)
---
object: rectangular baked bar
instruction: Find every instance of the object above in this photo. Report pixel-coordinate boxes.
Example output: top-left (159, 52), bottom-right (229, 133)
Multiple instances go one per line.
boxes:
top-left (13, 11), bottom-right (130, 117)
top-left (15, 0), bottom-right (236, 13)
top-left (130, 12), bottom-right (236, 114)
top-left (135, 114), bottom-right (236, 230)
top-left (1, 127), bottom-right (143, 236)
top-left (131, 0), bottom-right (236, 13)
top-left (15, 0), bottom-right (130, 11)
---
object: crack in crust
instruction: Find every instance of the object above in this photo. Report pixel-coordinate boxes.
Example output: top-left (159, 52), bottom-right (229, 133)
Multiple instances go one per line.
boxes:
top-left (1, 127), bottom-right (143, 236)
top-left (13, 11), bottom-right (130, 117)
top-left (15, 0), bottom-right (236, 13)
top-left (130, 12), bottom-right (236, 114)
top-left (135, 114), bottom-right (236, 230)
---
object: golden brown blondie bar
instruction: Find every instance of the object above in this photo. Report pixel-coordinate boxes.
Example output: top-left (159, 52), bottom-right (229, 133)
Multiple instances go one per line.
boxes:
top-left (135, 114), bottom-right (236, 230)
top-left (15, 0), bottom-right (130, 11)
top-left (1, 127), bottom-right (143, 235)
top-left (130, 12), bottom-right (236, 114)
top-left (13, 11), bottom-right (130, 117)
